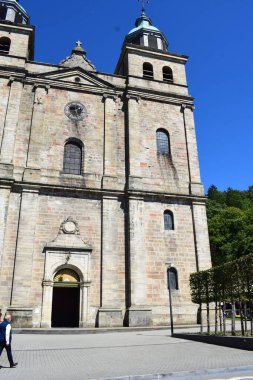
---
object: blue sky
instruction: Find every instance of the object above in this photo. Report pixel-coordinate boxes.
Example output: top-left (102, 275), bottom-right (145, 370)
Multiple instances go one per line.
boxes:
top-left (21, 0), bottom-right (253, 192)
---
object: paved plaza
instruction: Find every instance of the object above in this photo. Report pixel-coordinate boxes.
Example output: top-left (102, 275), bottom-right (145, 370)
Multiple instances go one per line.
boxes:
top-left (0, 329), bottom-right (253, 380)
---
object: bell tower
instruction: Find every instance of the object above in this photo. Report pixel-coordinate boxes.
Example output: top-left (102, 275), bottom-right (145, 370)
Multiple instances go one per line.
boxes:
top-left (0, 0), bottom-right (34, 60)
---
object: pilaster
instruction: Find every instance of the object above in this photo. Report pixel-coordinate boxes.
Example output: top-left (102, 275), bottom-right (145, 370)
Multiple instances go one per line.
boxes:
top-left (0, 78), bottom-right (24, 165)
top-left (102, 94), bottom-right (118, 189)
top-left (126, 196), bottom-right (152, 326)
top-left (26, 85), bottom-right (49, 169)
top-left (126, 95), bottom-right (142, 186)
top-left (181, 105), bottom-right (204, 196)
top-left (98, 195), bottom-right (123, 327)
top-left (10, 187), bottom-right (39, 308)
top-left (0, 185), bottom-right (11, 272)
top-left (192, 201), bottom-right (212, 271)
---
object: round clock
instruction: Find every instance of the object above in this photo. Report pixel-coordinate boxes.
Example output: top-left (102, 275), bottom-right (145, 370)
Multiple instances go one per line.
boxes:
top-left (64, 102), bottom-right (87, 121)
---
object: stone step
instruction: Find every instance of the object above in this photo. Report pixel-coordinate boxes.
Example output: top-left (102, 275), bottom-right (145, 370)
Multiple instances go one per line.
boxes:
top-left (13, 324), bottom-right (199, 335)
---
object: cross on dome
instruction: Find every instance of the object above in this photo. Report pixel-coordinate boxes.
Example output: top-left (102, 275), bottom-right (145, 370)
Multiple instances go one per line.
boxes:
top-left (76, 40), bottom-right (82, 48)
top-left (139, 0), bottom-right (150, 13)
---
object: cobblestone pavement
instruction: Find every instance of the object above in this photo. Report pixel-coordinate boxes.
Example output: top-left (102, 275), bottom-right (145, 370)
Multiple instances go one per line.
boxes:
top-left (0, 329), bottom-right (253, 380)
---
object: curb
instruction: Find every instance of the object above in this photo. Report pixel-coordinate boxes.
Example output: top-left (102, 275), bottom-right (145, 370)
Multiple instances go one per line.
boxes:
top-left (13, 325), bottom-right (199, 335)
top-left (95, 365), bottom-right (253, 380)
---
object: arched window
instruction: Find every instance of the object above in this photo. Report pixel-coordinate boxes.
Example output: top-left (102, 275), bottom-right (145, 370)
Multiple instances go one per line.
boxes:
top-left (0, 6), bottom-right (7, 21)
top-left (167, 268), bottom-right (178, 290)
top-left (163, 66), bottom-right (173, 82)
top-left (15, 13), bottom-right (24, 24)
top-left (0, 37), bottom-right (11, 54)
top-left (149, 35), bottom-right (158, 49)
top-left (164, 210), bottom-right (174, 231)
top-left (63, 139), bottom-right (83, 175)
top-left (54, 269), bottom-right (80, 283)
top-left (143, 62), bottom-right (154, 79)
top-left (156, 129), bottom-right (170, 156)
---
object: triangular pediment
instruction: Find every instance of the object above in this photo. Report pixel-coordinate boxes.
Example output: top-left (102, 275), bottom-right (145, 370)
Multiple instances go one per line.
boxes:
top-left (38, 68), bottom-right (114, 89)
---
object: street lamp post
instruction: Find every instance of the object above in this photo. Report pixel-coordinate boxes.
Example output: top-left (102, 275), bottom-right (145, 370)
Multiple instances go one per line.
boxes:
top-left (167, 264), bottom-right (174, 336)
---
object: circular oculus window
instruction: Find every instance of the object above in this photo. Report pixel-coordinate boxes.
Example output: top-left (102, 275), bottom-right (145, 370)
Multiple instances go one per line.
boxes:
top-left (64, 102), bottom-right (87, 121)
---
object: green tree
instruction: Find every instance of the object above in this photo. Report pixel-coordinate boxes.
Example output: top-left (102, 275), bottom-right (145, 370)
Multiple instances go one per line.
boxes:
top-left (226, 187), bottom-right (250, 209)
top-left (206, 185), bottom-right (253, 266)
top-left (207, 185), bottom-right (226, 205)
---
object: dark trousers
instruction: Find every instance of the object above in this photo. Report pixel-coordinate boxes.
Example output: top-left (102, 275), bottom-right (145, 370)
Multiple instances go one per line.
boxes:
top-left (0, 343), bottom-right (14, 365)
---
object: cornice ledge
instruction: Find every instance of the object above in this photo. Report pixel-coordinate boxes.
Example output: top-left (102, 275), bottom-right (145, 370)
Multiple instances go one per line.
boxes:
top-left (181, 103), bottom-right (195, 112)
top-left (12, 181), bottom-right (125, 198)
top-left (25, 78), bottom-right (122, 96)
top-left (125, 89), bottom-right (193, 106)
top-left (126, 189), bottom-right (207, 202)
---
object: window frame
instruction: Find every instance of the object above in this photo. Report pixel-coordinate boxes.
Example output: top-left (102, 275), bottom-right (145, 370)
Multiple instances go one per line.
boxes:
top-left (164, 210), bottom-right (174, 231)
top-left (0, 37), bottom-right (11, 55)
top-left (143, 62), bottom-right (154, 80)
top-left (163, 66), bottom-right (173, 82)
top-left (167, 267), bottom-right (178, 290)
top-left (156, 128), bottom-right (171, 157)
top-left (0, 6), bottom-right (7, 21)
top-left (63, 138), bottom-right (83, 176)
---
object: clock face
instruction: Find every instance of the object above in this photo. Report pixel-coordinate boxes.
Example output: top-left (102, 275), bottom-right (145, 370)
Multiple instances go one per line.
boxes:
top-left (64, 102), bottom-right (87, 121)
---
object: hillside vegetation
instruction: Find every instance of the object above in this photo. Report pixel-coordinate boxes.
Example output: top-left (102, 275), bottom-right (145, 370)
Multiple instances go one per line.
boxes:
top-left (206, 185), bottom-right (253, 266)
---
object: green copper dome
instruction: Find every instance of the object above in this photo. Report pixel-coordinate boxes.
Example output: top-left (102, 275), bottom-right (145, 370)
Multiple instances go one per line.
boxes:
top-left (128, 11), bottom-right (159, 34)
top-left (125, 10), bottom-right (168, 51)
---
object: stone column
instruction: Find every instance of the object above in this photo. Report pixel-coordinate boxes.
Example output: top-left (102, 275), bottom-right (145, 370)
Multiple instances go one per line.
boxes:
top-left (192, 202), bottom-right (212, 271)
top-left (126, 196), bottom-right (152, 326)
top-left (181, 105), bottom-right (204, 196)
top-left (126, 95), bottom-right (143, 189)
top-left (10, 188), bottom-right (39, 317)
top-left (41, 281), bottom-right (53, 328)
top-left (26, 85), bottom-right (49, 169)
top-left (0, 78), bottom-right (23, 166)
top-left (102, 94), bottom-right (117, 189)
top-left (98, 195), bottom-right (123, 327)
top-left (80, 284), bottom-right (90, 328)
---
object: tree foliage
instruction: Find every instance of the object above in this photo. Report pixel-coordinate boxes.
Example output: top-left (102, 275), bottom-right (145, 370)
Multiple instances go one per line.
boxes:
top-left (207, 185), bottom-right (253, 266)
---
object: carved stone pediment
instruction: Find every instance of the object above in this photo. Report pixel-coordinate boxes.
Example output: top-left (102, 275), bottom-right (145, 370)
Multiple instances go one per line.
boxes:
top-left (60, 42), bottom-right (96, 72)
top-left (45, 217), bottom-right (92, 251)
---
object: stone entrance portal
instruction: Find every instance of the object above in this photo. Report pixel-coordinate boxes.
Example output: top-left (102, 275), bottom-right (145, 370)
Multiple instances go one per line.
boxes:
top-left (51, 269), bottom-right (80, 328)
top-left (41, 217), bottom-right (92, 328)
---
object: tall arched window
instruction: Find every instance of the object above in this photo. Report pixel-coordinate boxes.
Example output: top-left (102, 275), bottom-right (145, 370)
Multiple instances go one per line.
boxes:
top-left (167, 268), bottom-right (178, 290)
top-left (156, 129), bottom-right (170, 156)
top-left (164, 210), bottom-right (174, 231)
top-left (0, 7), bottom-right (7, 21)
top-left (0, 37), bottom-right (11, 54)
top-left (63, 139), bottom-right (83, 175)
top-left (163, 66), bottom-right (173, 82)
top-left (143, 62), bottom-right (154, 79)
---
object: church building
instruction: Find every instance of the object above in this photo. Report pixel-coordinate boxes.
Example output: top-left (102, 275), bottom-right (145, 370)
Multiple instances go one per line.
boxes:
top-left (0, 0), bottom-right (211, 328)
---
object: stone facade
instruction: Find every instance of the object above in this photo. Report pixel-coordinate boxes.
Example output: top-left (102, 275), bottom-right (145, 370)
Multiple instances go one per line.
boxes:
top-left (0, 3), bottom-right (212, 328)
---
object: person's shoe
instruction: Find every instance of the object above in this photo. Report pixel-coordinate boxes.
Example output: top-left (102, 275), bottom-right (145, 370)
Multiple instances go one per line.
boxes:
top-left (10, 362), bottom-right (18, 368)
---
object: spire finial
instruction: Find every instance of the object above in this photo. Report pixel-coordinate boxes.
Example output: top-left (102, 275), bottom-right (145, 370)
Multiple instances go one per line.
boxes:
top-left (138, 0), bottom-right (150, 14)
top-left (76, 40), bottom-right (82, 48)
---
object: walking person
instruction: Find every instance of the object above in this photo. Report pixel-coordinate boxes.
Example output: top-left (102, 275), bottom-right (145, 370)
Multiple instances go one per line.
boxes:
top-left (0, 313), bottom-right (18, 368)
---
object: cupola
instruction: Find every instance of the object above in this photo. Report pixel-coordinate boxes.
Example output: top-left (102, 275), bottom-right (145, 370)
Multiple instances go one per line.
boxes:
top-left (0, 0), bottom-right (29, 25)
top-left (125, 9), bottom-right (168, 51)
